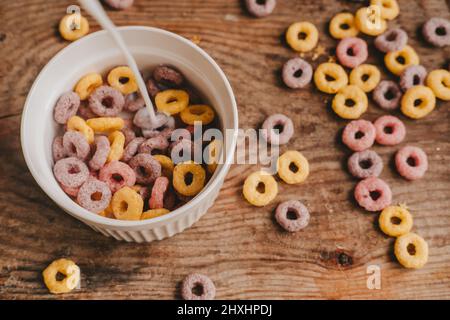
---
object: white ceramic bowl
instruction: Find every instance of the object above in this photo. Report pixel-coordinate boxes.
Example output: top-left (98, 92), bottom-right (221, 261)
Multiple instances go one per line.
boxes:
top-left (21, 26), bottom-right (238, 242)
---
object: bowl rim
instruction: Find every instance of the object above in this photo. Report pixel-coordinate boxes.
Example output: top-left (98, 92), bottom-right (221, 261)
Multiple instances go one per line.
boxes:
top-left (20, 26), bottom-right (239, 228)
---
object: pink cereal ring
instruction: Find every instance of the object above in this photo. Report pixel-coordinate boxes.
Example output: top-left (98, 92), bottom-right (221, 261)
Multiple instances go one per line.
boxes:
top-left (89, 136), bottom-right (111, 171)
top-left (122, 137), bottom-right (145, 162)
top-left (149, 176), bottom-right (169, 209)
top-left (275, 200), bottom-right (310, 232)
top-left (53, 157), bottom-right (89, 189)
top-left (342, 120), bottom-right (376, 151)
top-left (99, 160), bottom-right (136, 193)
top-left (354, 177), bottom-right (392, 212)
top-left (52, 136), bottom-right (67, 162)
top-left (77, 178), bottom-right (112, 213)
top-left (61, 184), bottom-right (80, 197)
top-left (261, 114), bottom-right (294, 145)
top-left (128, 153), bottom-right (162, 184)
top-left (181, 273), bottom-right (216, 300)
top-left (89, 86), bottom-right (125, 117)
top-left (54, 92), bottom-right (80, 124)
top-left (374, 115), bottom-right (406, 146)
top-left (121, 127), bottom-right (136, 146)
top-left (395, 146), bottom-right (428, 180)
top-left (138, 135), bottom-right (170, 155)
top-left (336, 37), bottom-right (368, 69)
top-left (62, 131), bottom-right (90, 161)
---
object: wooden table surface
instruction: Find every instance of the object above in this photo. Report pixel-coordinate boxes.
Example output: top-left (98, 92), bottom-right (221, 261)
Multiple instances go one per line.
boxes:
top-left (1, 0), bottom-right (449, 300)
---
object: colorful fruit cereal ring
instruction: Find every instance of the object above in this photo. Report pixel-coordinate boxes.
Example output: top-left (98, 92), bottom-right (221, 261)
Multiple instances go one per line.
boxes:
top-left (422, 17), bottom-right (450, 47)
top-left (62, 131), bottom-right (90, 161)
top-left (277, 150), bottom-right (309, 184)
top-left (245, 0), bottom-right (276, 18)
top-left (342, 120), bottom-right (376, 152)
top-left (89, 136), bottom-right (111, 171)
top-left (181, 273), bottom-right (216, 300)
top-left (59, 14), bottom-right (89, 41)
top-left (354, 177), bottom-right (392, 212)
top-left (54, 92), bottom-right (80, 124)
top-left (261, 114), bottom-right (294, 146)
top-left (336, 37), bottom-right (368, 69)
top-left (370, 0), bottom-right (399, 20)
top-left (107, 66), bottom-right (138, 95)
top-left (347, 150), bottom-right (383, 179)
top-left (139, 135), bottom-right (170, 155)
top-left (355, 6), bottom-right (387, 36)
top-left (153, 154), bottom-right (175, 178)
top-left (42, 258), bottom-right (80, 294)
top-left (373, 80), bottom-right (402, 110)
top-left (379, 205), bottom-right (413, 237)
top-left (401, 85), bottom-right (436, 119)
top-left (52, 136), bottom-right (66, 162)
top-left (275, 200), bottom-right (310, 232)
top-left (74, 73), bottom-right (103, 100)
top-left (329, 12), bottom-right (359, 39)
top-left (385, 45), bottom-right (420, 76)
top-left (153, 65), bottom-right (185, 87)
top-left (61, 184), bottom-right (80, 198)
top-left (121, 127), bottom-right (136, 146)
top-left (77, 178), bottom-right (112, 213)
top-left (180, 105), bottom-right (215, 125)
top-left (124, 92), bottom-right (145, 112)
top-left (426, 69), bottom-right (450, 101)
top-left (395, 146), bottom-right (428, 180)
top-left (98, 202), bottom-right (114, 218)
top-left (374, 115), bottom-right (406, 146)
top-left (104, 0), bottom-right (134, 10)
top-left (395, 233), bottom-right (428, 269)
top-left (149, 176), bottom-right (169, 209)
top-left (88, 86), bottom-right (125, 117)
top-left (349, 64), bottom-right (381, 93)
top-left (99, 160), bottom-right (136, 193)
top-left (286, 22), bottom-right (319, 53)
top-left (374, 28), bottom-right (408, 53)
top-left (111, 186), bottom-right (144, 220)
top-left (107, 131), bottom-right (125, 163)
top-left (314, 63), bottom-right (348, 94)
top-left (332, 85), bottom-right (368, 119)
top-left (86, 117), bottom-right (124, 133)
top-left (129, 153), bottom-right (162, 184)
top-left (282, 58), bottom-right (313, 89)
top-left (173, 161), bottom-right (206, 197)
top-left (141, 208), bottom-right (170, 220)
top-left (155, 89), bottom-right (189, 115)
top-left (121, 137), bottom-right (145, 163)
top-left (54, 157), bottom-right (89, 189)
top-left (243, 171), bottom-right (278, 207)
top-left (399, 65), bottom-right (427, 92)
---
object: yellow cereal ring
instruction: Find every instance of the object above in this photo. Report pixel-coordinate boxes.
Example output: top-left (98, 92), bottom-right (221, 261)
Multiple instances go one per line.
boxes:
top-left (107, 131), bottom-right (125, 162)
top-left (67, 115), bottom-right (94, 144)
top-left (74, 73), bottom-right (103, 100)
top-left (349, 64), bottom-right (381, 92)
top-left (153, 154), bottom-right (175, 178)
top-left (379, 205), bottom-right (413, 237)
top-left (332, 85), bottom-right (368, 119)
top-left (286, 22), bottom-right (319, 53)
top-left (98, 202), bottom-right (114, 219)
top-left (111, 186), bottom-right (144, 220)
top-left (394, 233), bottom-right (428, 269)
top-left (42, 258), bottom-right (80, 294)
top-left (59, 14), bottom-right (89, 41)
top-left (370, 0), bottom-right (399, 20)
top-left (426, 69), bottom-right (450, 101)
top-left (329, 13), bottom-right (359, 39)
top-left (86, 117), bottom-right (125, 133)
top-left (141, 208), bottom-right (170, 220)
top-left (401, 85), bottom-right (436, 119)
top-left (243, 171), bottom-right (278, 207)
top-left (107, 66), bottom-right (138, 95)
top-left (314, 63), bottom-right (349, 94)
top-left (355, 6), bottom-right (387, 36)
top-left (385, 45), bottom-right (420, 76)
top-left (205, 139), bottom-right (222, 174)
top-left (180, 105), bottom-right (215, 125)
top-left (155, 89), bottom-right (189, 115)
top-left (173, 161), bottom-right (206, 197)
top-left (277, 150), bottom-right (309, 184)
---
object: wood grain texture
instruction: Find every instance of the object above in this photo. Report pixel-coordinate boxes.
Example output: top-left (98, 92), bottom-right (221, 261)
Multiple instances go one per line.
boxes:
top-left (0, 0), bottom-right (449, 300)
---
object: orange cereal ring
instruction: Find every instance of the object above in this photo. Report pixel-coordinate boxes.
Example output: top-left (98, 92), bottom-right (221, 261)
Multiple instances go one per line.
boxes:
top-left (111, 186), bottom-right (144, 220)
top-left (173, 161), bottom-right (206, 197)
top-left (243, 171), bottom-right (278, 207)
top-left (155, 89), bottom-right (189, 115)
top-left (59, 14), bottom-right (89, 41)
top-left (107, 66), bottom-right (138, 95)
top-left (75, 73), bottom-right (103, 100)
top-left (42, 258), bottom-right (80, 294)
top-left (332, 85), bottom-right (368, 119)
top-left (180, 105), bottom-right (215, 125)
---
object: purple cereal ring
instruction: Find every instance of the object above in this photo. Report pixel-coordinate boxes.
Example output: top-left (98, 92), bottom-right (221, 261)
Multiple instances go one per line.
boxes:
top-left (342, 120), bottom-right (376, 152)
top-left (149, 176), bottom-right (169, 209)
top-left (336, 37), bottom-right (368, 69)
top-left (77, 102), bottom-right (97, 120)
top-left (261, 114), bottom-right (294, 145)
top-left (282, 58), bottom-right (313, 89)
top-left (128, 153), bottom-right (162, 184)
top-left (354, 177), bottom-right (392, 212)
top-left (99, 160), bottom-right (136, 193)
top-left (103, 0), bottom-right (134, 10)
top-left (181, 273), bottom-right (216, 300)
top-left (89, 136), bottom-right (111, 171)
top-left (138, 135), bottom-right (170, 155)
top-left (52, 136), bottom-right (67, 162)
top-left (399, 65), bottom-right (427, 92)
top-left (373, 80), bottom-right (402, 110)
top-left (347, 150), bottom-right (383, 179)
top-left (374, 115), bottom-right (406, 146)
top-left (153, 65), bottom-right (184, 87)
top-left (53, 157), bottom-right (89, 189)
top-left (54, 92), bottom-right (80, 124)
top-left (375, 28), bottom-right (408, 53)
top-left (395, 146), bottom-right (428, 180)
top-left (121, 126), bottom-right (136, 146)
top-left (275, 200), bottom-right (310, 232)
top-left (133, 109), bottom-right (170, 130)
top-left (62, 131), bottom-right (90, 161)
top-left (122, 137), bottom-right (145, 162)
top-left (77, 178), bottom-right (112, 213)
top-left (245, 0), bottom-right (276, 18)
top-left (422, 17), bottom-right (450, 47)
top-left (88, 85), bottom-right (125, 117)
top-left (124, 92), bottom-right (145, 112)
top-left (146, 78), bottom-right (162, 98)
